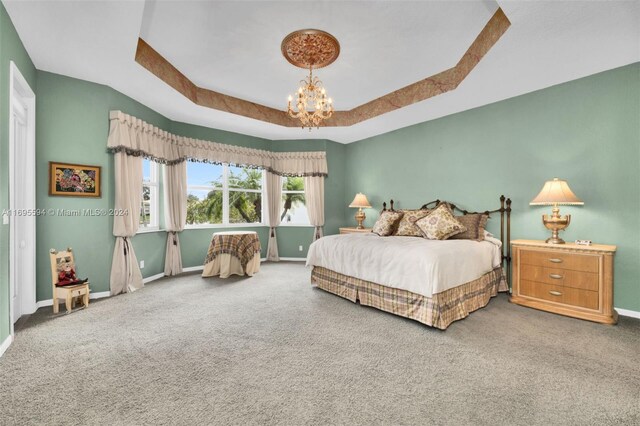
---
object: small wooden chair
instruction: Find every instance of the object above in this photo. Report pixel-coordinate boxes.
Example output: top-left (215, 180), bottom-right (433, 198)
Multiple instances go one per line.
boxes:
top-left (50, 248), bottom-right (90, 314)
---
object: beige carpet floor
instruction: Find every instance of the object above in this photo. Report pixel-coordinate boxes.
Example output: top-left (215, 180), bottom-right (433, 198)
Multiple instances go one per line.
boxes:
top-left (0, 262), bottom-right (639, 425)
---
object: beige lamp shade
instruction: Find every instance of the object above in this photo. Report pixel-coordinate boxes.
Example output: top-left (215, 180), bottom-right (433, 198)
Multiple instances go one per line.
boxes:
top-left (349, 193), bottom-right (371, 208)
top-left (530, 178), bottom-right (584, 206)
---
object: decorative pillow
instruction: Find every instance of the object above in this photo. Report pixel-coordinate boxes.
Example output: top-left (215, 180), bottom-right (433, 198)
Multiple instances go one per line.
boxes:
top-left (372, 211), bottom-right (404, 236)
top-left (414, 204), bottom-right (467, 240)
top-left (395, 209), bottom-right (432, 236)
top-left (449, 214), bottom-right (489, 241)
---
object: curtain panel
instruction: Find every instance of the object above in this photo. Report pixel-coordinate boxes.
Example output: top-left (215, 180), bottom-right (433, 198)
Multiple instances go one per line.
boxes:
top-left (163, 162), bottom-right (187, 276)
top-left (304, 176), bottom-right (325, 241)
top-left (110, 152), bottom-right (144, 295)
top-left (266, 172), bottom-right (282, 261)
top-left (107, 111), bottom-right (328, 177)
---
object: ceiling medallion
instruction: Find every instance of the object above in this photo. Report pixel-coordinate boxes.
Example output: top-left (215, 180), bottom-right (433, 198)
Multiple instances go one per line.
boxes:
top-left (282, 29), bottom-right (339, 129)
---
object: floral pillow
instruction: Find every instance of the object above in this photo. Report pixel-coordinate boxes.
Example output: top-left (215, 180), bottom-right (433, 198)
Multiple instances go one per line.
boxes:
top-left (395, 209), bottom-right (432, 236)
top-left (372, 211), bottom-right (405, 236)
top-left (449, 214), bottom-right (489, 241)
top-left (414, 204), bottom-right (467, 240)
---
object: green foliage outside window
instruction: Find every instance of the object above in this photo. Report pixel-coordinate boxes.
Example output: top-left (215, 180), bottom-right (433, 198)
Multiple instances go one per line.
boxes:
top-left (281, 177), bottom-right (305, 222)
top-left (186, 168), bottom-right (263, 225)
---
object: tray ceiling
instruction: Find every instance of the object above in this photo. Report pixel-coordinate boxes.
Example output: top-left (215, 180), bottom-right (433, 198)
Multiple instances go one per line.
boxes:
top-left (3, 0), bottom-right (639, 143)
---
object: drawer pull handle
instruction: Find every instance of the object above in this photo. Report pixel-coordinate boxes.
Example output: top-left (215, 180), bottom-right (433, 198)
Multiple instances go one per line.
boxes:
top-left (549, 258), bottom-right (563, 263)
top-left (549, 291), bottom-right (562, 296)
top-left (549, 274), bottom-right (563, 279)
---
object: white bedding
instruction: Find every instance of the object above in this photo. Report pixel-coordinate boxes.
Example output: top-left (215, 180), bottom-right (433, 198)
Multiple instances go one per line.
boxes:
top-left (306, 233), bottom-right (502, 298)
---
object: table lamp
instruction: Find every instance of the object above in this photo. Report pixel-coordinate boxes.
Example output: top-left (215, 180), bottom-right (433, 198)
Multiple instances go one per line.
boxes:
top-left (530, 178), bottom-right (583, 244)
top-left (349, 193), bottom-right (371, 229)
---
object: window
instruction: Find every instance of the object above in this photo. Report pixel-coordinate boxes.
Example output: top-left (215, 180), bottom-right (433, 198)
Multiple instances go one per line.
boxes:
top-left (228, 165), bottom-right (263, 224)
top-left (186, 162), bottom-right (264, 227)
top-left (140, 158), bottom-right (159, 230)
top-left (281, 176), bottom-right (309, 225)
top-left (186, 163), bottom-right (223, 225)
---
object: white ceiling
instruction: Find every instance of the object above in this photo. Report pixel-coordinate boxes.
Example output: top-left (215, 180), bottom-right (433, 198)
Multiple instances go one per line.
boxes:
top-left (140, 1), bottom-right (497, 110)
top-left (3, 1), bottom-right (639, 144)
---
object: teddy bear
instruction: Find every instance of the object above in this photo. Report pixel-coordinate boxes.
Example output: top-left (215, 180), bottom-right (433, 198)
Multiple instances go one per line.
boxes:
top-left (56, 257), bottom-right (88, 287)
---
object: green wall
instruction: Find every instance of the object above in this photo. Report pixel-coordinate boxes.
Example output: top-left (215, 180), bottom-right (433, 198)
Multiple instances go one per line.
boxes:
top-left (35, 71), bottom-right (171, 300)
top-left (0, 2), bottom-right (37, 344)
top-left (271, 139), bottom-right (347, 257)
top-left (170, 121), bottom-right (272, 150)
top-left (33, 73), bottom-right (342, 303)
top-left (345, 63), bottom-right (640, 312)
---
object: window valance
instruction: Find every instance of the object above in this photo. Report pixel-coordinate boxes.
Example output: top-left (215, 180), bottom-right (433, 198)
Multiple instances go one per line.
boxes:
top-left (106, 111), bottom-right (328, 177)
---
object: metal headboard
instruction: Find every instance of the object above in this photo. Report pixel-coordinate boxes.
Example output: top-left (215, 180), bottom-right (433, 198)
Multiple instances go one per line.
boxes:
top-left (382, 196), bottom-right (512, 286)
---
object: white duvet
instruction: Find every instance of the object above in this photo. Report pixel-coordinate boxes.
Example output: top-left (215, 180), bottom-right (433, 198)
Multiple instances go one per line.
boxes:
top-left (306, 233), bottom-right (502, 298)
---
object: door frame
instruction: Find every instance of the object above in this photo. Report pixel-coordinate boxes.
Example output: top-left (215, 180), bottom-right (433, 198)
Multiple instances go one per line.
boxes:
top-left (8, 61), bottom-right (36, 336)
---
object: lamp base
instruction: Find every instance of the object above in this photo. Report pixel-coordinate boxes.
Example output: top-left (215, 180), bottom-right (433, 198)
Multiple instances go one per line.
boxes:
top-left (354, 209), bottom-right (366, 229)
top-left (545, 236), bottom-right (566, 244)
top-left (542, 206), bottom-right (571, 245)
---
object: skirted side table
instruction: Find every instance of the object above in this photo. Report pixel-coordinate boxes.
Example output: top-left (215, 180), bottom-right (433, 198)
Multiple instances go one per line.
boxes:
top-left (202, 231), bottom-right (261, 278)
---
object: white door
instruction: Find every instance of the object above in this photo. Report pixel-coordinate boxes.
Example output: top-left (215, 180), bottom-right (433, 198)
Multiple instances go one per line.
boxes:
top-left (9, 62), bottom-right (36, 325)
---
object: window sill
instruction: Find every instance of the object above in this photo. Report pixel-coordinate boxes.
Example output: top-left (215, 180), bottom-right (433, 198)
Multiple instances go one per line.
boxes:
top-left (136, 227), bottom-right (164, 234)
top-left (185, 223), bottom-right (268, 230)
top-left (279, 224), bottom-right (314, 228)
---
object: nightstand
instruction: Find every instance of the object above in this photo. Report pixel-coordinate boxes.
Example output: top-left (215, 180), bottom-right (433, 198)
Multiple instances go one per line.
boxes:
top-left (339, 227), bottom-right (372, 234)
top-left (510, 239), bottom-right (617, 324)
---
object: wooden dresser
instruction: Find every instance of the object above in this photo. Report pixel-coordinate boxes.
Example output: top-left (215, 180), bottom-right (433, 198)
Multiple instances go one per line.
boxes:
top-left (339, 227), bottom-right (372, 234)
top-left (510, 239), bottom-right (617, 324)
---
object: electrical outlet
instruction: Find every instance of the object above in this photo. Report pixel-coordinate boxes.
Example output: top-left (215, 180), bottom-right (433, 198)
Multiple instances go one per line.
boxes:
top-left (298, 245), bottom-right (303, 251)
top-left (140, 260), bottom-right (145, 269)
top-left (2, 213), bottom-right (8, 225)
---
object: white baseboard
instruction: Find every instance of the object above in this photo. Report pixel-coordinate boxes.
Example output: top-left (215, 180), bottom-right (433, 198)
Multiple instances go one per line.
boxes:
top-left (36, 291), bottom-right (111, 308)
top-left (182, 265), bottom-right (205, 273)
top-left (278, 257), bottom-right (306, 262)
top-left (0, 334), bottom-right (13, 358)
top-left (616, 307), bottom-right (640, 319)
top-left (143, 272), bottom-right (165, 284)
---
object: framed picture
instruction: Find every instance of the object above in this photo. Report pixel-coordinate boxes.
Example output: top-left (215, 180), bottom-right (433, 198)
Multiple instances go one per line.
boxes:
top-left (49, 162), bottom-right (101, 197)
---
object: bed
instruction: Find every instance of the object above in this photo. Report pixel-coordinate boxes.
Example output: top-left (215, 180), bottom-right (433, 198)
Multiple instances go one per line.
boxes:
top-left (306, 196), bottom-right (512, 329)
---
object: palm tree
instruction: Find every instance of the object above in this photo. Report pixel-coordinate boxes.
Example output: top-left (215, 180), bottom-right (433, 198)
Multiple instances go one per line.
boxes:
top-left (281, 177), bottom-right (305, 221)
top-left (186, 191), bottom-right (223, 224)
top-left (228, 168), bottom-right (263, 223)
top-left (203, 190), bottom-right (223, 222)
top-left (185, 167), bottom-right (267, 224)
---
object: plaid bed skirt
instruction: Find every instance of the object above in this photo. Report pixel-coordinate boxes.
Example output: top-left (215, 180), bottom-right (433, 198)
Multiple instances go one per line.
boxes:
top-left (311, 266), bottom-right (507, 330)
top-left (204, 233), bottom-right (261, 271)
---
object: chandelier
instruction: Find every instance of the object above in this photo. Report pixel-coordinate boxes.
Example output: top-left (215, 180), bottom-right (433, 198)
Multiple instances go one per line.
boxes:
top-left (281, 29), bottom-right (340, 130)
top-left (287, 66), bottom-right (333, 129)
